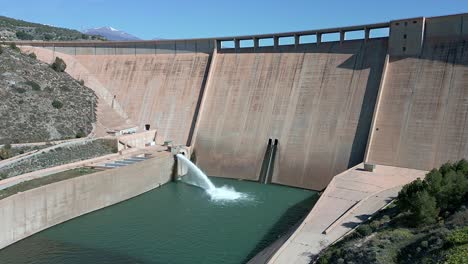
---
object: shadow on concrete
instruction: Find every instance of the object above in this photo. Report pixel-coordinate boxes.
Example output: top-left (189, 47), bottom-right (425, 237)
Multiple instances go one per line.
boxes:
top-left (244, 194), bottom-right (319, 264)
top-left (345, 40), bottom-right (387, 169)
top-left (185, 53), bottom-right (213, 146)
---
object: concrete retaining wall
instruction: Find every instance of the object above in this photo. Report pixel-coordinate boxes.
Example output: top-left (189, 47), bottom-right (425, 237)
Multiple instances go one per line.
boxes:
top-left (0, 152), bottom-right (174, 250)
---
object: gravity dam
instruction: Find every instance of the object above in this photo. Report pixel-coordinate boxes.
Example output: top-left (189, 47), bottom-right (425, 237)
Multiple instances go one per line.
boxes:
top-left (21, 13), bottom-right (467, 191)
top-left (2, 12), bottom-right (467, 263)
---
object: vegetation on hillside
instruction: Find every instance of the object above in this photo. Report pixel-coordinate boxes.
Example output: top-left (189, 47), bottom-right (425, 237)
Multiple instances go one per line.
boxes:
top-left (0, 45), bottom-right (97, 144)
top-left (0, 139), bottom-right (117, 179)
top-left (0, 167), bottom-right (99, 200)
top-left (316, 160), bottom-right (468, 264)
top-left (0, 15), bottom-right (105, 41)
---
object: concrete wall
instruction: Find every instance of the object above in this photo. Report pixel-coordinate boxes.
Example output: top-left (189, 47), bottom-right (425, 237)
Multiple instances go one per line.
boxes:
top-left (194, 39), bottom-right (388, 190)
top-left (0, 152), bottom-right (174, 250)
top-left (366, 14), bottom-right (468, 170)
top-left (22, 46), bottom-right (211, 145)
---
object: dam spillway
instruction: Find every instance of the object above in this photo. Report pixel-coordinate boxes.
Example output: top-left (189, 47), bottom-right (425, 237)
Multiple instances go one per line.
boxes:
top-left (16, 13), bottom-right (468, 190)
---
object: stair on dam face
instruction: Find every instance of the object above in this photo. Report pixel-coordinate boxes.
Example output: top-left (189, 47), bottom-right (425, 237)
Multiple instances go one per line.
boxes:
top-left (259, 139), bottom-right (278, 184)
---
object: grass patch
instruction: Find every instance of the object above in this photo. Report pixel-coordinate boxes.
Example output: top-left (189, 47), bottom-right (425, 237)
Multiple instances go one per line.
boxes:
top-left (0, 167), bottom-right (98, 200)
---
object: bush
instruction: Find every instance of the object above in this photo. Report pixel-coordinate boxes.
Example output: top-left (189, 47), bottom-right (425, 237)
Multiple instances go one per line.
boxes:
top-left (357, 224), bottom-right (373, 236)
top-left (75, 130), bottom-right (86, 138)
top-left (51, 57), bottom-right (66, 72)
top-left (0, 173), bottom-right (7, 180)
top-left (78, 79), bottom-right (85, 85)
top-left (446, 227), bottom-right (468, 246)
top-left (445, 244), bottom-right (468, 264)
top-left (28, 52), bottom-right (37, 59)
top-left (0, 147), bottom-right (11, 160)
top-left (51, 100), bottom-right (63, 109)
top-left (14, 87), bottom-right (26, 93)
top-left (9, 43), bottom-right (20, 52)
top-left (15, 31), bottom-right (34, 40)
top-left (0, 45), bottom-right (3, 54)
top-left (25, 80), bottom-right (41, 91)
top-left (43, 33), bottom-right (53, 41)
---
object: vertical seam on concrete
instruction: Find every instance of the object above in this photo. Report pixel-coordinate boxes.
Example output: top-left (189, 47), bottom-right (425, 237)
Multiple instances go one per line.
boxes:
top-left (189, 49), bottom-right (218, 148)
top-left (363, 54), bottom-right (390, 163)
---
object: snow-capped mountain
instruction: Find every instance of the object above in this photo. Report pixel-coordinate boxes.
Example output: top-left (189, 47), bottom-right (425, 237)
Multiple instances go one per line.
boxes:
top-left (82, 26), bottom-right (140, 41)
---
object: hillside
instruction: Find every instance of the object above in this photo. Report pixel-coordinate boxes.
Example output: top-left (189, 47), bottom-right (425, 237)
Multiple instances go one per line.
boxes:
top-left (0, 44), bottom-right (97, 144)
top-left (0, 16), bottom-right (104, 41)
top-left (317, 161), bottom-right (468, 264)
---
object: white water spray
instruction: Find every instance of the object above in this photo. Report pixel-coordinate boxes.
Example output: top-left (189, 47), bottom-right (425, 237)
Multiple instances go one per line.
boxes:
top-left (176, 154), bottom-right (248, 201)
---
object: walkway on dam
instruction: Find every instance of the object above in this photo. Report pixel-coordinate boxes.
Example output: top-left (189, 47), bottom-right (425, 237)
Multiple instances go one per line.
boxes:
top-left (268, 163), bottom-right (426, 264)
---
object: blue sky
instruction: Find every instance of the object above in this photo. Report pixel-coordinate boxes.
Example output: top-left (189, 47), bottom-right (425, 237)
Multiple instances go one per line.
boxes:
top-left (0, 0), bottom-right (466, 40)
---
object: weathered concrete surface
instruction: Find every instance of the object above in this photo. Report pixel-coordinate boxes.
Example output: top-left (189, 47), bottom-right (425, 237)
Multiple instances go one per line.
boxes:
top-left (22, 46), bottom-right (210, 145)
top-left (195, 39), bottom-right (387, 190)
top-left (366, 15), bottom-right (468, 170)
top-left (0, 152), bottom-right (174, 250)
top-left (268, 163), bottom-right (426, 264)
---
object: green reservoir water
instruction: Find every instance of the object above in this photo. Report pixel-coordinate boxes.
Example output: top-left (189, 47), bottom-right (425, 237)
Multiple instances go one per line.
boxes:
top-left (0, 177), bottom-right (317, 264)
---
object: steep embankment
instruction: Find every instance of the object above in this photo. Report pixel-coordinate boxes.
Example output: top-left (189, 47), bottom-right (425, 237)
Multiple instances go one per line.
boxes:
top-left (367, 37), bottom-right (468, 171)
top-left (0, 46), bottom-right (97, 144)
top-left (195, 39), bottom-right (387, 190)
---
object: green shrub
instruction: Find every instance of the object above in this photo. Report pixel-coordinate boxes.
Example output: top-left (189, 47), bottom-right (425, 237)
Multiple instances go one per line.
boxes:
top-left (25, 80), bottom-right (41, 91)
top-left (370, 220), bottom-right (381, 231)
top-left (15, 31), bottom-right (34, 40)
top-left (43, 33), bottom-right (53, 41)
top-left (28, 52), bottom-right (37, 59)
top-left (420, 240), bottom-right (429, 248)
top-left (357, 224), bottom-right (373, 236)
top-left (78, 79), bottom-right (85, 85)
top-left (14, 87), bottom-right (26, 93)
top-left (9, 43), bottom-right (20, 52)
top-left (0, 173), bottom-right (7, 180)
top-left (445, 244), bottom-right (468, 264)
top-left (75, 130), bottom-right (86, 138)
top-left (51, 57), bottom-right (66, 72)
top-left (0, 147), bottom-right (11, 160)
top-left (446, 227), bottom-right (468, 246)
top-left (51, 100), bottom-right (63, 109)
top-left (0, 45), bottom-right (3, 54)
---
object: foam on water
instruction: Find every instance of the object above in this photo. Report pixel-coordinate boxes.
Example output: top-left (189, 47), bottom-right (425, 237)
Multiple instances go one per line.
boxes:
top-left (176, 154), bottom-right (248, 202)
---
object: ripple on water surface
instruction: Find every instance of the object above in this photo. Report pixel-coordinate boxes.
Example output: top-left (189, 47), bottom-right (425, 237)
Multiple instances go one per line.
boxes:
top-left (0, 177), bottom-right (318, 264)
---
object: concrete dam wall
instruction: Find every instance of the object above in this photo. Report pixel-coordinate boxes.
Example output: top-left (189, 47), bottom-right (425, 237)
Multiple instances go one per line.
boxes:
top-left (16, 13), bottom-right (468, 190)
top-left (195, 39), bottom-right (387, 190)
top-left (23, 40), bottom-right (214, 145)
top-left (366, 14), bottom-right (468, 171)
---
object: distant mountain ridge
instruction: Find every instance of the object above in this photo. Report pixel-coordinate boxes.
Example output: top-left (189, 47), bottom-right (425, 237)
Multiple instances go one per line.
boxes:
top-left (82, 27), bottom-right (140, 41)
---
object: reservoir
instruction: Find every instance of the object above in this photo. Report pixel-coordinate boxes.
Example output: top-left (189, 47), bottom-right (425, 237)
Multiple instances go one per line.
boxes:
top-left (0, 177), bottom-right (317, 264)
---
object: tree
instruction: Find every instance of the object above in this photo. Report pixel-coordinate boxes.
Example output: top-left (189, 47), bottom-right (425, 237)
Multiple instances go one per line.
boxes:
top-left (409, 190), bottom-right (439, 225)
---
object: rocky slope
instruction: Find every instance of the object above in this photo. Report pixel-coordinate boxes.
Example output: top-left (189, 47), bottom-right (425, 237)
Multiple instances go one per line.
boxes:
top-left (0, 15), bottom-right (104, 41)
top-left (0, 45), bottom-right (97, 144)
